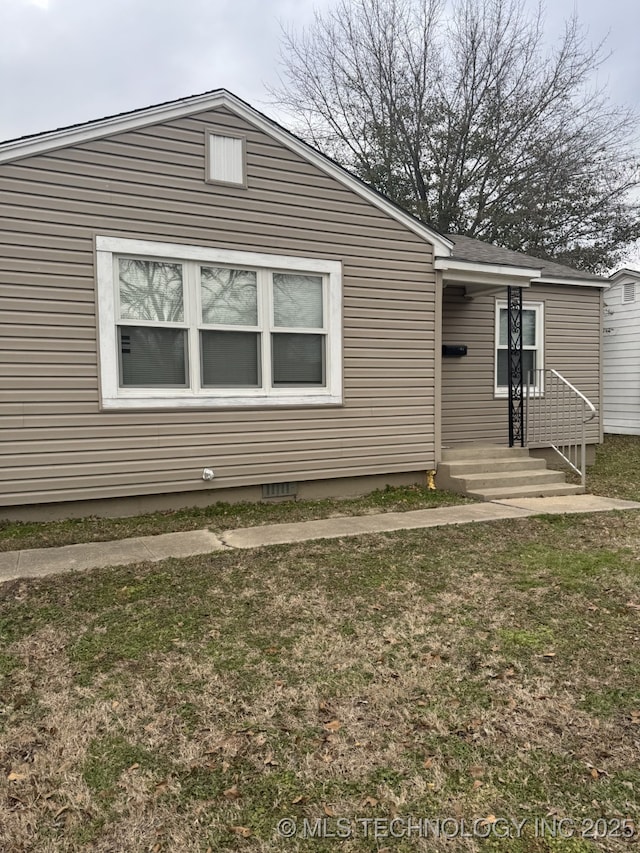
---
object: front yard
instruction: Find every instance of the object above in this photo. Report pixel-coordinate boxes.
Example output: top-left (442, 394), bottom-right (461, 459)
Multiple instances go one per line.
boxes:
top-left (1, 506), bottom-right (639, 851)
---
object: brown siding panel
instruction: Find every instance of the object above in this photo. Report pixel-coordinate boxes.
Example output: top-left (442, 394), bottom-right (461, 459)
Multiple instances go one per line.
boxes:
top-left (0, 107), bottom-right (436, 507)
top-left (441, 284), bottom-right (601, 446)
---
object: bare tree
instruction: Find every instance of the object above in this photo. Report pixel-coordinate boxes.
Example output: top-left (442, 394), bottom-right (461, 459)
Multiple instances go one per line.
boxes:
top-left (272, 0), bottom-right (640, 272)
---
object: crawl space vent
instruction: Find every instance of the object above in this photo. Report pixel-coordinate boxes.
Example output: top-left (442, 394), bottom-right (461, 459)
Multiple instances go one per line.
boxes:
top-left (262, 482), bottom-right (298, 499)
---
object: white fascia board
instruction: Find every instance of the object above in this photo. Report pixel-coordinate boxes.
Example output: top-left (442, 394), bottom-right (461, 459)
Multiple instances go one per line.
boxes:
top-left (435, 258), bottom-right (540, 285)
top-left (538, 276), bottom-right (609, 289)
top-left (0, 90), bottom-right (453, 257)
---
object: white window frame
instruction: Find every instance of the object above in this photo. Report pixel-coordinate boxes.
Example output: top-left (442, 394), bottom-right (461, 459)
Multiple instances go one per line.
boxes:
top-left (96, 236), bottom-right (343, 410)
top-left (494, 299), bottom-right (544, 398)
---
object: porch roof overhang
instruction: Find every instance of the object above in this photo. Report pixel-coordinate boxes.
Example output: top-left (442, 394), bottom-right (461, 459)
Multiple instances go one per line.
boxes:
top-left (434, 257), bottom-right (541, 295)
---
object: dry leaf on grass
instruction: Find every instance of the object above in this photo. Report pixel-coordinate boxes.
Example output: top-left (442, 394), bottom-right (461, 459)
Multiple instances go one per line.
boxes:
top-left (7, 772), bottom-right (26, 782)
top-left (323, 720), bottom-right (342, 732)
top-left (223, 785), bottom-right (241, 800)
top-left (587, 763), bottom-right (609, 779)
top-left (231, 826), bottom-right (252, 838)
top-left (324, 805), bottom-right (336, 817)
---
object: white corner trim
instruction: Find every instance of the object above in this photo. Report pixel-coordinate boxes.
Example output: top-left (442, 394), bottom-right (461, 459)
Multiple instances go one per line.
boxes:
top-left (1, 90), bottom-right (453, 257)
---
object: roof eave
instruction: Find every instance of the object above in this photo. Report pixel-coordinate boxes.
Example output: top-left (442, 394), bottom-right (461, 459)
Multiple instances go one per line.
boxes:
top-left (0, 89), bottom-right (229, 162)
top-left (608, 268), bottom-right (640, 283)
top-left (538, 276), bottom-right (609, 289)
top-left (435, 257), bottom-right (541, 286)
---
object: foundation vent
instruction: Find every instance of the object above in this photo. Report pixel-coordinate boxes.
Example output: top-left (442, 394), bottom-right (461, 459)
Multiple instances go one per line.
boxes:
top-left (262, 482), bottom-right (298, 499)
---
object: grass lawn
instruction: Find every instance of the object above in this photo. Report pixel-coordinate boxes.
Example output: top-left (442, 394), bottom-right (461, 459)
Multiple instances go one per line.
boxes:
top-left (588, 435), bottom-right (640, 501)
top-left (1, 510), bottom-right (639, 851)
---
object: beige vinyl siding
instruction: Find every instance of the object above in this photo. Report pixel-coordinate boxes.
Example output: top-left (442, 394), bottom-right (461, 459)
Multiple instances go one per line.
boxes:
top-left (441, 284), bottom-right (601, 446)
top-left (0, 107), bottom-right (435, 507)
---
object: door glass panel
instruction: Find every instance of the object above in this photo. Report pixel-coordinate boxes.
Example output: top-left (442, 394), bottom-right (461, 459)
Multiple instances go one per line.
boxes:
top-left (497, 349), bottom-right (536, 386)
top-left (499, 307), bottom-right (536, 346)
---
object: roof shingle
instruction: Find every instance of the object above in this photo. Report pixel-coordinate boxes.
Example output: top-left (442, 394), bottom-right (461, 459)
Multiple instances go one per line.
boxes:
top-left (445, 234), bottom-right (605, 282)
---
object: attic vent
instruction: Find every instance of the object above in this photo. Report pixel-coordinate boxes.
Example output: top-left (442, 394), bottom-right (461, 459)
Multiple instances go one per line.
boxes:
top-left (262, 482), bottom-right (298, 499)
top-left (623, 282), bottom-right (636, 304)
top-left (207, 133), bottom-right (245, 186)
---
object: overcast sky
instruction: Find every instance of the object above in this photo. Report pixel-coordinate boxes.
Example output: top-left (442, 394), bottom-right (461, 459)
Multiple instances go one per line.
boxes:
top-left (2, 0), bottom-right (640, 142)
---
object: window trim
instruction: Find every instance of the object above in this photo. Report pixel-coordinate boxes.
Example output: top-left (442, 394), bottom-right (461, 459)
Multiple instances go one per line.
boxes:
top-left (96, 236), bottom-right (343, 410)
top-left (494, 299), bottom-right (544, 398)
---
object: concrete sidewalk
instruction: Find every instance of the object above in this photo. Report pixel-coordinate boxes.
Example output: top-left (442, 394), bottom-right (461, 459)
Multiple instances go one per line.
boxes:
top-left (1, 494), bottom-right (639, 583)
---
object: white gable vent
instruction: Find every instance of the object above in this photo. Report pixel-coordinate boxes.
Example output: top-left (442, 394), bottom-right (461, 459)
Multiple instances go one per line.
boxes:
top-left (623, 282), bottom-right (636, 304)
top-left (207, 133), bottom-right (245, 186)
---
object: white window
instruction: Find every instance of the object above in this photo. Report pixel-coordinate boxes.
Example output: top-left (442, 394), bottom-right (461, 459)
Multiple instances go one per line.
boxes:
top-left (206, 132), bottom-right (246, 186)
top-left (495, 299), bottom-right (544, 396)
top-left (96, 237), bottom-right (342, 410)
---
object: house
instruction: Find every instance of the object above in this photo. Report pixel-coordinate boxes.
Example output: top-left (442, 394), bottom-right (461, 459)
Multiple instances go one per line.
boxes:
top-left (0, 90), bottom-right (608, 519)
top-left (603, 268), bottom-right (640, 434)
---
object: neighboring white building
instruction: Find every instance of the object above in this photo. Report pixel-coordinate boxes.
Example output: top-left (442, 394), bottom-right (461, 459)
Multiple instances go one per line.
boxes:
top-left (603, 268), bottom-right (640, 434)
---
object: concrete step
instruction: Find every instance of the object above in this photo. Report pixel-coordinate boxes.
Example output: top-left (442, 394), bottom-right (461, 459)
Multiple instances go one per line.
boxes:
top-left (468, 483), bottom-right (584, 500)
top-left (441, 457), bottom-right (548, 476)
top-left (452, 469), bottom-right (566, 490)
top-left (437, 443), bottom-right (582, 501)
top-left (441, 445), bottom-right (529, 462)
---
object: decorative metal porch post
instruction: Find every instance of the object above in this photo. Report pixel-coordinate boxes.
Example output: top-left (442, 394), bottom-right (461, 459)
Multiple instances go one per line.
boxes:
top-left (507, 286), bottom-right (524, 447)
